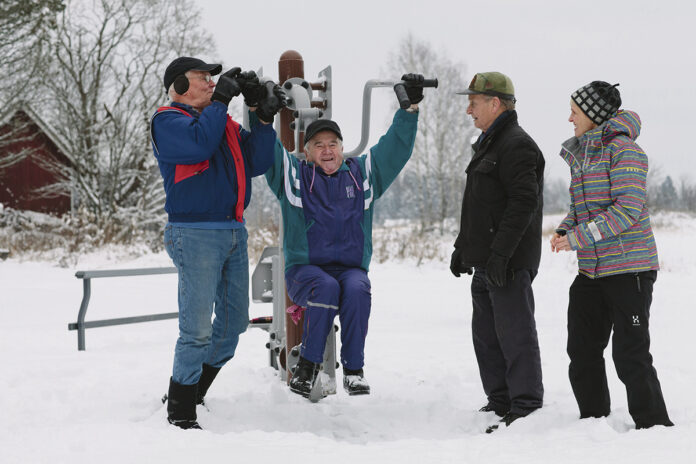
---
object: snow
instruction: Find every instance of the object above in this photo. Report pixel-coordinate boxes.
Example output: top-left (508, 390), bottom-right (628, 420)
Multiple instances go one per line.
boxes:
top-left (1, 214), bottom-right (695, 463)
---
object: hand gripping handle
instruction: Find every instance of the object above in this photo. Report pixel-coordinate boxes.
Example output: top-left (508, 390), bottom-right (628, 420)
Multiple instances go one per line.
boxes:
top-left (393, 77), bottom-right (438, 109)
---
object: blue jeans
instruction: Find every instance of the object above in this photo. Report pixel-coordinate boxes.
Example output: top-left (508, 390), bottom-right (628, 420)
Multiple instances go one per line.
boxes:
top-left (164, 225), bottom-right (249, 385)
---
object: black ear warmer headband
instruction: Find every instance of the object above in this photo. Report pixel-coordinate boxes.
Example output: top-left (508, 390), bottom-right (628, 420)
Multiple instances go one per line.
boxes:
top-left (173, 75), bottom-right (189, 94)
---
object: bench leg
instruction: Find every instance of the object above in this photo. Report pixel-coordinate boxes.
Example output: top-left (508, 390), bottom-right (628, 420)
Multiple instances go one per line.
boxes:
top-left (76, 279), bottom-right (91, 351)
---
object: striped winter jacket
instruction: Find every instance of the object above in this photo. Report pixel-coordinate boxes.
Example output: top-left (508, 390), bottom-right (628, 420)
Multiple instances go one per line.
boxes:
top-left (557, 110), bottom-right (659, 278)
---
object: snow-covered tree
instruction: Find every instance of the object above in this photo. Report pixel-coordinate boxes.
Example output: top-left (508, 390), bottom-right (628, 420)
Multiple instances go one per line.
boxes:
top-left (32, 0), bottom-right (214, 240)
top-left (543, 176), bottom-right (571, 214)
top-left (0, 0), bottom-right (64, 105)
top-left (679, 177), bottom-right (696, 212)
top-left (653, 176), bottom-right (679, 211)
top-left (0, 1), bottom-right (65, 169)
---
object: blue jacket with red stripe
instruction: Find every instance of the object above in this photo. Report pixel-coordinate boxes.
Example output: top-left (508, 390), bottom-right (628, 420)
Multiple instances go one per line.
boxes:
top-left (150, 101), bottom-right (276, 223)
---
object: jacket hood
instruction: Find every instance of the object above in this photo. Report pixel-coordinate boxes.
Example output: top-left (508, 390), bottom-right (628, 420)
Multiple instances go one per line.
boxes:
top-left (559, 110), bottom-right (642, 169)
top-left (602, 109), bottom-right (641, 141)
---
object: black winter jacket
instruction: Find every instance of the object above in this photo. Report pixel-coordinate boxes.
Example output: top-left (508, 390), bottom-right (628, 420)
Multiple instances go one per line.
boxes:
top-left (453, 111), bottom-right (545, 270)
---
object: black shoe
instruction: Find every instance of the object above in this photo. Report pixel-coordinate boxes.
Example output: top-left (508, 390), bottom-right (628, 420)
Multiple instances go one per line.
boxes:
top-left (342, 368), bottom-right (370, 396)
top-left (289, 357), bottom-right (320, 398)
top-left (502, 412), bottom-right (523, 426)
top-left (485, 412), bottom-right (524, 434)
top-left (479, 404), bottom-right (506, 417)
top-left (196, 364), bottom-right (221, 406)
top-left (636, 419), bottom-right (675, 430)
top-left (167, 418), bottom-right (202, 430)
top-left (166, 378), bottom-right (202, 430)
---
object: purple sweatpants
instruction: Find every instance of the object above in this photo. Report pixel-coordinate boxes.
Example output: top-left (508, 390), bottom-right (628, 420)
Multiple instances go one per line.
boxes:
top-left (285, 264), bottom-right (371, 370)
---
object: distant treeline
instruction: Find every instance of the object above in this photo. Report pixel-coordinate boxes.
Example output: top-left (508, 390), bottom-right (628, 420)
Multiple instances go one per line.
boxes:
top-left (542, 174), bottom-right (696, 215)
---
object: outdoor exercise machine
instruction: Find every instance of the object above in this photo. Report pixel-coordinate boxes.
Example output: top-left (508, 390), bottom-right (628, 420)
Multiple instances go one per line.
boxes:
top-left (69, 49), bottom-right (436, 401)
top-left (250, 50), bottom-right (436, 401)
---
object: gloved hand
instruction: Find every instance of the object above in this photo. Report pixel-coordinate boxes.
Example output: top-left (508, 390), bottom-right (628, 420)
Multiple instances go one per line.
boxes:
top-left (211, 67), bottom-right (242, 106)
top-left (450, 247), bottom-right (472, 277)
top-left (256, 81), bottom-right (288, 123)
top-left (236, 70), bottom-right (262, 107)
top-left (401, 73), bottom-right (425, 104)
top-left (485, 252), bottom-right (509, 287)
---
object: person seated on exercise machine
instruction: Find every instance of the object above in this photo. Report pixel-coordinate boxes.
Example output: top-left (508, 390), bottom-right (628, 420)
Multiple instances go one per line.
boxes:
top-left (264, 74), bottom-right (428, 399)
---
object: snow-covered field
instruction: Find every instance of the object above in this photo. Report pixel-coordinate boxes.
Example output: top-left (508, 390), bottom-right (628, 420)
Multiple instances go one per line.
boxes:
top-left (1, 214), bottom-right (695, 463)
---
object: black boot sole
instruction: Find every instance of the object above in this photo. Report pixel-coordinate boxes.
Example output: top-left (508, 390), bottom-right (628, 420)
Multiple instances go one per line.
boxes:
top-left (168, 418), bottom-right (202, 430)
top-left (345, 388), bottom-right (370, 396)
top-left (289, 385), bottom-right (311, 398)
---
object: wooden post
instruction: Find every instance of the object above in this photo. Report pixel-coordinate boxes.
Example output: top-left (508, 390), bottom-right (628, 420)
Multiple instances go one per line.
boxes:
top-left (278, 50), bottom-right (305, 383)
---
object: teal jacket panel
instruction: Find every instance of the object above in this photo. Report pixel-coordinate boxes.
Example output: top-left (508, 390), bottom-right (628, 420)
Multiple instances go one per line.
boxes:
top-left (265, 109), bottom-right (419, 271)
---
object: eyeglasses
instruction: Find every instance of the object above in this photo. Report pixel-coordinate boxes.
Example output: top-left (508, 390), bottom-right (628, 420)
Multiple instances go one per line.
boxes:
top-left (192, 74), bottom-right (215, 84)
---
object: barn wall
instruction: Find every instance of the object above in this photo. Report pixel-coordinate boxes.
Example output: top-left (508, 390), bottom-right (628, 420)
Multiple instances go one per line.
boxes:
top-left (0, 111), bottom-right (71, 215)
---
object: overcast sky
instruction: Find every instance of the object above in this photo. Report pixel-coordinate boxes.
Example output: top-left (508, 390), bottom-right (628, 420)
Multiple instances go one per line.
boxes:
top-left (196, 0), bottom-right (696, 183)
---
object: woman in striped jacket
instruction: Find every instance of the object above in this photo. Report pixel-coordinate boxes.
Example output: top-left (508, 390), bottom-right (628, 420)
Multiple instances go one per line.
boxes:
top-left (550, 81), bottom-right (673, 429)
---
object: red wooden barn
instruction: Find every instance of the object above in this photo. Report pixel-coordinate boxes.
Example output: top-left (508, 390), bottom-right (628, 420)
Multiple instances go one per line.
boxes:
top-left (0, 104), bottom-right (72, 215)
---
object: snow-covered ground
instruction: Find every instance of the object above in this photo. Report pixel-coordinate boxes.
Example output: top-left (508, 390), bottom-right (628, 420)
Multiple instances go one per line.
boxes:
top-left (1, 214), bottom-right (695, 463)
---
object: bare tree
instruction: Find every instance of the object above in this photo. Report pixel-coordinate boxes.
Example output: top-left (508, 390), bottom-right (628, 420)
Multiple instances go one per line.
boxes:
top-left (33, 0), bottom-right (214, 239)
top-left (0, 113), bottom-right (37, 170)
top-left (0, 1), bottom-right (65, 174)
top-left (383, 34), bottom-right (474, 235)
top-left (543, 175), bottom-right (571, 214)
top-left (679, 176), bottom-right (696, 212)
top-left (0, 0), bottom-right (65, 105)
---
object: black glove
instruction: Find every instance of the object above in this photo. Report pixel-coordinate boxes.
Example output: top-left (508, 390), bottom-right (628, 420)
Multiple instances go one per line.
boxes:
top-left (211, 67), bottom-right (242, 106)
top-left (236, 70), bottom-right (263, 107)
top-left (401, 73), bottom-right (425, 104)
top-left (485, 252), bottom-right (509, 287)
top-left (256, 81), bottom-right (287, 123)
top-left (450, 247), bottom-right (472, 278)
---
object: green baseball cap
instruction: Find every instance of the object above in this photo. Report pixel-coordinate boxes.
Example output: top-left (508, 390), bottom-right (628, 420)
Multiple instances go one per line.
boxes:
top-left (456, 72), bottom-right (515, 100)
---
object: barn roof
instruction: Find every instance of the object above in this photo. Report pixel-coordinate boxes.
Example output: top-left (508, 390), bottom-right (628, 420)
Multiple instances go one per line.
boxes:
top-left (0, 102), bottom-right (72, 159)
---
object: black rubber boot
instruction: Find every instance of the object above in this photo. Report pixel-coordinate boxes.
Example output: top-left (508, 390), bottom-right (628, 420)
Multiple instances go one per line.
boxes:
top-left (167, 378), bottom-right (202, 430)
top-left (196, 364), bottom-right (221, 406)
top-left (289, 357), bottom-right (320, 398)
top-left (342, 367), bottom-right (370, 396)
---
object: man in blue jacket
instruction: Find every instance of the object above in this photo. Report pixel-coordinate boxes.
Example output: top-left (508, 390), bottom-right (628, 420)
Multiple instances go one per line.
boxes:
top-left (150, 56), bottom-right (284, 429)
top-left (265, 74), bottom-right (425, 399)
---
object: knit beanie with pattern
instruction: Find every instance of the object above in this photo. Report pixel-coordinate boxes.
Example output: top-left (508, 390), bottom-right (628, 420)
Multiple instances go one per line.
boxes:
top-left (571, 81), bottom-right (622, 125)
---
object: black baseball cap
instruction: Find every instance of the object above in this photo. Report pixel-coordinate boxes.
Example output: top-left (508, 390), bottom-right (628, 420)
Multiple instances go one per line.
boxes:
top-left (304, 119), bottom-right (343, 143)
top-left (163, 57), bottom-right (222, 91)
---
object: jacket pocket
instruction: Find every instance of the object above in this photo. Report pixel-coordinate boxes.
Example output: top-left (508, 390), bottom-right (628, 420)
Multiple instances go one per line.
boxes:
top-left (474, 158), bottom-right (497, 174)
top-left (594, 235), bottom-right (625, 263)
top-left (174, 160), bottom-right (209, 184)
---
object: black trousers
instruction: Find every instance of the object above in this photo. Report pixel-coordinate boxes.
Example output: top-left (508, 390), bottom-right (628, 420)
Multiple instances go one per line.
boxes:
top-left (471, 268), bottom-right (544, 416)
top-left (567, 271), bottom-right (672, 428)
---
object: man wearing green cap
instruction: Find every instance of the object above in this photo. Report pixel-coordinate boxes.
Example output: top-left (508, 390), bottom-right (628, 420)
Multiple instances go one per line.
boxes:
top-left (450, 72), bottom-right (545, 432)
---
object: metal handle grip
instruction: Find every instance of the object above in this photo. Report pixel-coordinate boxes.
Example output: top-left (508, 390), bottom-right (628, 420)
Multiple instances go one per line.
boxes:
top-left (393, 83), bottom-right (411, 109)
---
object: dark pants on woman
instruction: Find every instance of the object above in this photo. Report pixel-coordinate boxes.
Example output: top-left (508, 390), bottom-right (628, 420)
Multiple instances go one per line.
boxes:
top-left (567, 271), bottom-right (673, 428)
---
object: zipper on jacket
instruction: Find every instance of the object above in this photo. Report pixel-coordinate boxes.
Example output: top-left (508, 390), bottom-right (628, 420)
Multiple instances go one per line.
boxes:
top-left (635, 274), bottom-right (641, 293)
